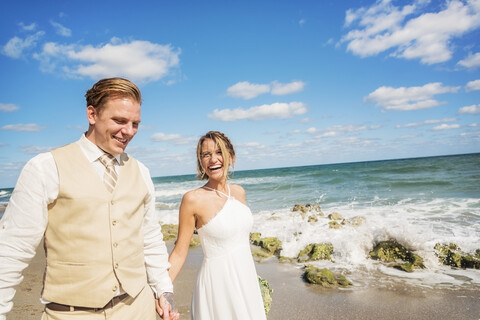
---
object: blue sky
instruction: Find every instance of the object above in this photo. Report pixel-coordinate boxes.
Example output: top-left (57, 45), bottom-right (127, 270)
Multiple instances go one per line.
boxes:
top-left (1, 0), bottom-right (479, 188)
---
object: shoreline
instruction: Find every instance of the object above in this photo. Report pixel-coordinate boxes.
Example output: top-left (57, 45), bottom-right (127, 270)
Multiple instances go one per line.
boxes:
top-left (10, 241), bottom-right (480, 320)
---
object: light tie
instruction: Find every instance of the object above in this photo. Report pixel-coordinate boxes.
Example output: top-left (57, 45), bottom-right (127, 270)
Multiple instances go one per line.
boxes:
top-left (99, 154), bottom-right (118, 193)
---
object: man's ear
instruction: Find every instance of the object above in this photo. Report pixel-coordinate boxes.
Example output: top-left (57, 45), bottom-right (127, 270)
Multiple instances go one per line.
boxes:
top-left (86, 105), bottom-right (97, 125)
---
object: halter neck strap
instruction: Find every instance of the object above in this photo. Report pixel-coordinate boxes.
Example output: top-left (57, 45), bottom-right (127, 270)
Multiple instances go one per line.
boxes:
top-left (202, 184), bottom-right (230, 198)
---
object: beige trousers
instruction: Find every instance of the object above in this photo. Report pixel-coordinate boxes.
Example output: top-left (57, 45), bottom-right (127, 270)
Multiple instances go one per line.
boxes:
top-left (41, 285), bottom-right (156, 320)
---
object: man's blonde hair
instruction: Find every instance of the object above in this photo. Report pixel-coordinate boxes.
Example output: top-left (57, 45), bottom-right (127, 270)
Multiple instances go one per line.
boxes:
top-left (85, 77), bottom-right (142, 113)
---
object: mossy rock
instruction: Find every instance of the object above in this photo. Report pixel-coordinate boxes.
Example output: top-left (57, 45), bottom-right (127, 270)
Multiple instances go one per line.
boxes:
top-left (329, 221), bottom-right (342, 229)
top-left (292, 203), bottom-right (324, 219)
top-left (252, 249), bottom-right (274, 262)
top-left (278, 256), bottom-right (297, 263)
top-left (258, 237), bottom-right (283, 256)
top-left (369, 240), bottom-right (424, 272)
top-left (328, 212), bottom-right (343, 221)
top-left (434, 243), bottom-right (480, 269)
top-left (298, 243), bottom-right (334, 262)
top-left (303, 265), bottom-right (352, 288)
top-left (258, 276), bottom-right (273, 316)
top-left (307, 215), bottom-right (319, 223)
top-left (161, 224), bottom-right (178, 241)
top-left (250, 232), bottom-right (262, 246)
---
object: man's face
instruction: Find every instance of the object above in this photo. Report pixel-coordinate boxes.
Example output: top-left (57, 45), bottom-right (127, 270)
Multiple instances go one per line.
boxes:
top-left (86, 96), bottom-right (141, 155)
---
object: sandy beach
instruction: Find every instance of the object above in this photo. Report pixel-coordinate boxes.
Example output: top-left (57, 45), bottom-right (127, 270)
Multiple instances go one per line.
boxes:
top-left (9, 241), bottom-right (480, 320)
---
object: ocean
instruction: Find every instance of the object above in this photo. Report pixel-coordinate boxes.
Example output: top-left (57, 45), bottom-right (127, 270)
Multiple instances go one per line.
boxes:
top-left (1, 153), bottom-right (479, 290)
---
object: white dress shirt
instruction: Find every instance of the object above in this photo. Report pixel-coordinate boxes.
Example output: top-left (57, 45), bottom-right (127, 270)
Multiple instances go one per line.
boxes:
top-left (0, 135), bottom-right (173, 318)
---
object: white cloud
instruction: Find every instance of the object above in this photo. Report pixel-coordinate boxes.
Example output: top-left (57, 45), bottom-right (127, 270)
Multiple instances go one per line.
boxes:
top-left (458, 52), bottom-right (480, 69)
top-left (1, 123), bottom-right (44, 132)
top-left (0, 103), bottom-right (19, 112)
top-left (432, 123), bottom-right (461, 130)
top-left (21, 145), bottom-right (54, 154)
top-left (365, 82), bottom-right (460, 111)
top-left (342, 0), bottom-right (480, 64)
top-left (396, 118), bottom-right (457, 128)
top-left (459, 104), bottom-right (480, 114)
top-left (33, 38), bottom-right (181, 83)
top-left (150, 132), bottom-right (194, 145)
top-left (18, 22), bottom-right (37, 31)
top-left (209, 102), bottom-right (307, 121)
top-left (50, 21), bottom-right (72, 37)
top-left (271, 81), bottom-right (305, 95)
top-left (2, 31), bottom-right (45, 58)
top-left (465, 79), bottom-right (480, 92)
top-left (226, 80), bottom-right (305, 99)
top-left (226, 82), bottom-right (270, 99)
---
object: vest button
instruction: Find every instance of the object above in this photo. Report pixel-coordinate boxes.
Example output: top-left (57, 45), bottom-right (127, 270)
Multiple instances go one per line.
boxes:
top-left (113, 242), bottom-right (118, 248)
top-left (114, 263), bottom-right (119, 269)
top-left (112, 220), bottom-right (117, 226)
top-left (111, 200), bottom-right (114, 205)
top-left (112, 286), bottom-right (118, 292)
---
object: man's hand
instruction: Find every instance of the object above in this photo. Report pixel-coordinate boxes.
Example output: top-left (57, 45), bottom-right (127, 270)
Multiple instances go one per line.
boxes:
top-left (155, 292), bottom-right (179, 320)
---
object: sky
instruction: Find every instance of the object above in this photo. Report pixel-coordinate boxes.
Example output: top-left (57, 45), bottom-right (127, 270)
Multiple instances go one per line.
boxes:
top-left (1, 0), bottom-right (479, 188)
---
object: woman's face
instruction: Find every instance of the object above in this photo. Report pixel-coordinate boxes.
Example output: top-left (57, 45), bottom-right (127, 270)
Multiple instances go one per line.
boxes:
top-left (200, 138), bottom-right (226, 181)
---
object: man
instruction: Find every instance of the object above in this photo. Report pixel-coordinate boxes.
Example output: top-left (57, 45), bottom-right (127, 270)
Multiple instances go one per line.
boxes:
top-left (0, 78), bottom-right (179, 320)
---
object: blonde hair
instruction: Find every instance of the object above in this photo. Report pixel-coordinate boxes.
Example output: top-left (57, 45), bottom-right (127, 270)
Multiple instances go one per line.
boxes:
top-left (85, 77), bottom-right (142, 113)
top-left (196, 131), bottom-right (235, 180)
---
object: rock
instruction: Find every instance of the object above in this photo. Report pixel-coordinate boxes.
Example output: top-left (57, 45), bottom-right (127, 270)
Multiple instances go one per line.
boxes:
top-left (343, 216), bottom-right (366, 226)
top-left (258, 237), bottom-right (282, 256)
top-left (303, 265), bottom-right (352, 288)
top-left (307, 215), bottom-right (318, 223)
top-left (328, 212), bottom-right (343, 221)
top-left (278, 256), bottom-right (297, 263)
top-left (161, 224), bottom-right (178, 241)
top-left (298, 243), bottom-right (333, 262)
top-left (250, 232), bottom-right (262, 246)
top-left (292, 203), bottom-right (324, 219)
top-left (369, 240), bottom-right (424, 272)
top-left (160, 224), bottom-right (199, 247)
top-left (252, 249), bottom-right (273, 262)
top-left (329, 221), bottom-right (342, 229)
top-left (434, 243), bottom-right (480, 269)
top-left (258, 276), bottom-right (273, 316)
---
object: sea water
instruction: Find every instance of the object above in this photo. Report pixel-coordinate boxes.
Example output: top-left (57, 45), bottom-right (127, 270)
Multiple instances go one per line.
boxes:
top-left (1, 153), bottom-right (479, 290)
top-left (150, 153), bottom-right (480, 291)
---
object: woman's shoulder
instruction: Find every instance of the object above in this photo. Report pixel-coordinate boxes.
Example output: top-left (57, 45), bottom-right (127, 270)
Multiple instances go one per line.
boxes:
top-left (228, 183), bottom-right (246, 200)
top-left (182, 187), bottom-right (209, 203)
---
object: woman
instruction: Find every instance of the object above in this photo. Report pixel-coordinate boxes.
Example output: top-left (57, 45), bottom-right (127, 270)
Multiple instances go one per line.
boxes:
top-left (168, 131), bottom-right (267, 319)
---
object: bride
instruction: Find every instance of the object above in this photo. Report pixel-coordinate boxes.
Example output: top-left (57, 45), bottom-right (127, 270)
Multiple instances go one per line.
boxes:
top-left (168, 131), bottom-right (267, 319)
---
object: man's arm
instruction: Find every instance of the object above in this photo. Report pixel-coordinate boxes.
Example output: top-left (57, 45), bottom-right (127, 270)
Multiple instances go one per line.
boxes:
top-left (137, 162), bottom-right (174, 295)
top-left (0, 153), bottom-right (54, 318)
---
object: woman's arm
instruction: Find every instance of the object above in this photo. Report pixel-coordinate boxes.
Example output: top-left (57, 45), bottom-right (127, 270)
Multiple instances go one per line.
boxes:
top-left (168, 192), bottom-right (197, 282)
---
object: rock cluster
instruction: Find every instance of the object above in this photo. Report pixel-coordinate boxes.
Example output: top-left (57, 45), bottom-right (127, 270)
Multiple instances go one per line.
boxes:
top-left (368, 240), bottom-right (425, 272)
top-left (434, 243), bottom-right (480, 269)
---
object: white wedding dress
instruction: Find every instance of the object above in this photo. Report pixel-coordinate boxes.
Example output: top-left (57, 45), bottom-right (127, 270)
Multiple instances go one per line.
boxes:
top-left (191, 186), bottom-right (267, 320)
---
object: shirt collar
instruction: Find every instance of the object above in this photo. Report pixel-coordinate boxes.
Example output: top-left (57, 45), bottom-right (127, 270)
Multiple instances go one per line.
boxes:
top-left (78, 134), bottom-right (121, 164)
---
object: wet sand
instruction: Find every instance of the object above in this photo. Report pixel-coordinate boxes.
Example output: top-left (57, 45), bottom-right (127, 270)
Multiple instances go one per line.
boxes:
top-left (10, 242), bottom-right (480, 320)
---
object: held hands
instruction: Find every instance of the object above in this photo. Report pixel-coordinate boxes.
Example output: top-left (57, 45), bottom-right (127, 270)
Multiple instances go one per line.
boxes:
top-left (156, 292), bottom-right (179, 320)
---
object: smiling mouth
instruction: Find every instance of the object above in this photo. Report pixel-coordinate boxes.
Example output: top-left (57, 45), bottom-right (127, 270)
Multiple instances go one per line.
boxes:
top-left (113, 136), bottom-right (128, 144)
top-left (209, 165), bottom-right (222, 171)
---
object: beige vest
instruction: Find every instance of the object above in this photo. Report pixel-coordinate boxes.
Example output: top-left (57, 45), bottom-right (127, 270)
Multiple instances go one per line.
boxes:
top-left (43, 143), bottom-right (148, 307)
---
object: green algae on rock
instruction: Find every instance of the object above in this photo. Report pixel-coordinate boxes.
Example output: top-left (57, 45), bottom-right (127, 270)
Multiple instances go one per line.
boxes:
top-left (369, 240), bottom-right (425, 272)
top-left (258, 276), bottom-right (273, 316)
top-left (303, 265), bottom-right (352, 288)
top-left (298, 243), bottom-right (334, 262)
top-left (434, 243), bottom-right (480, 269)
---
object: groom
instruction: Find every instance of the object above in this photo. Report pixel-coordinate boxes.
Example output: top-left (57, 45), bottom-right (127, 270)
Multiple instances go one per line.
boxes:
top-left (0, 77), bottom-right (179, 320)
